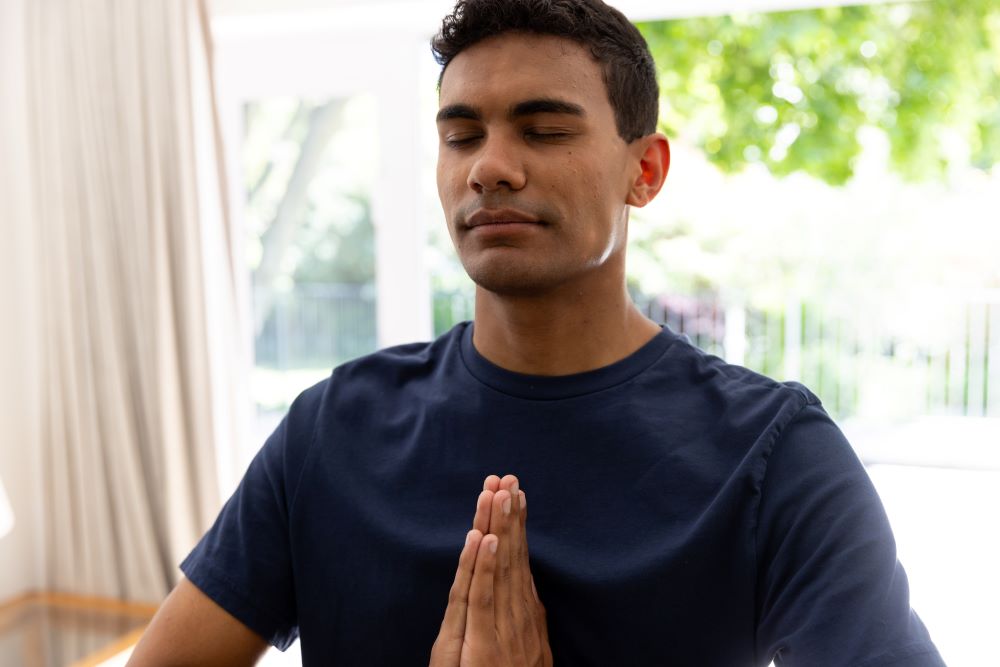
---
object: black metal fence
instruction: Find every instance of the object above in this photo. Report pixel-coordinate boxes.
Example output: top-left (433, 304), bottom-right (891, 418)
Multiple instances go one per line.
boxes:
top-left (254, 283), bottom-right (377, 370)
top-left (254, 283), bottom-right (999, 419)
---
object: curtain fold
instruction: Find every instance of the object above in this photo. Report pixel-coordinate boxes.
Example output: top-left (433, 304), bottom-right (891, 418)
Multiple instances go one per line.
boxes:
top-left (26, 0), bottom-right (242, 602)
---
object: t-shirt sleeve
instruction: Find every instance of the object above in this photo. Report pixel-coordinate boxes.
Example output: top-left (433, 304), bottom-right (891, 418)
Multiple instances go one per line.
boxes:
top-left (754, 402), bottom-right (946, 667)
top-left (179, 381), bottom-right (325, 651)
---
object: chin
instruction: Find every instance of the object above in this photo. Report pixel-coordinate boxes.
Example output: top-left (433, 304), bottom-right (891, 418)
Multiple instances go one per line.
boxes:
top-left (462, 257), bottom-right (574, 297)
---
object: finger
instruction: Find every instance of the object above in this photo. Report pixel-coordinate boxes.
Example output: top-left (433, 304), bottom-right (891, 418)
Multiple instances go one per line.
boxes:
top-left (499, 474), bottom-right (520, 512)
top-left (499, 477), bottom-right (527, 623)
top-left (519, 491), bottom-right (528, 542)
top-left (499, 479), bottom-right (529, 600)
top-left (467, 533), bottom-right (498, 639)
top-left (509, 483), bottom-right (539, 662)
top-left (439, 529), bottom-right (483, 640)
top-left (512, 488), bottom-right (546, 660)
top-left (499, 475), bottom-right (529, 662)
top-left (499, 478), bottom-right (523, 566)
top-left (518, 490), bottom-right (535, 603)
top-left (483, 475), bottom-right (501, 492)
top-left (472, 489), bottom-right (494, 535)
top-left (519, 490), bottom-right (530, 565)
top-left (490, 489), bottom-right (515, 638)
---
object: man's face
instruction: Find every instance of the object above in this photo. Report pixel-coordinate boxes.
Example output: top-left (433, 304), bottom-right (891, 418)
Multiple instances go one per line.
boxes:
top-left (436, 32), bottom-right (639, 296)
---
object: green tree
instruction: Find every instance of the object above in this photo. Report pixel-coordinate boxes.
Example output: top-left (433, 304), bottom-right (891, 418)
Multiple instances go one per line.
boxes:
top-left (639, 0), bottom-right (1000, 184)
top-left (244, 97), bottom-right (377, 335)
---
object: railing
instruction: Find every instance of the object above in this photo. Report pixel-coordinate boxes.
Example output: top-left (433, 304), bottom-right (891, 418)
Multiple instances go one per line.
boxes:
top-left (254, 283), bottom-right (377, 370)
top-left (633, 293), bottom-right (999, 419)
top-left (254, 283), bottom-right (999, 419)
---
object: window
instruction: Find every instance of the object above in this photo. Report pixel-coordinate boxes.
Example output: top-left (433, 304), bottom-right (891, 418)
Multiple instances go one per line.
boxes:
top-left (243, 94), bottom-right (378, 416)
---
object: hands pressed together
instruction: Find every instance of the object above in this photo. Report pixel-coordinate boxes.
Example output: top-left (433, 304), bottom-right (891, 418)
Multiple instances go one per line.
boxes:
top-left (429, 474), bottom-right (553, 667)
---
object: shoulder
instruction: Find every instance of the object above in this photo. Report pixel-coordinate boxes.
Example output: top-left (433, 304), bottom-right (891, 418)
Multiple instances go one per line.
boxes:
top-left (245, 326), bottom-right (463, 506)
top-left (656, 333), bottom-right (821, 448)
top-left (278, 323), bottom-right (467, 435)
top-left (668, 333), bottom-right (816, 405)
top-left (328, 322), bottom-right (464, 385)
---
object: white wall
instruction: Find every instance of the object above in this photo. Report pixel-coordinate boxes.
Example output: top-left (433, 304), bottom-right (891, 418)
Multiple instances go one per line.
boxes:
top-left (0, 0), bottom-right (44, 601)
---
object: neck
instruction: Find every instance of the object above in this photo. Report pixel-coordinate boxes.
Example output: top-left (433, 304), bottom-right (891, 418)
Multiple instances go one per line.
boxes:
top-left (471, 264), bottom-right (661, 376)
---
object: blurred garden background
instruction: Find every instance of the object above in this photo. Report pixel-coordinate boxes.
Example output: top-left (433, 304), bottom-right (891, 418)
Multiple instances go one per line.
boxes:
top-left (242, 0), bottom-right (1000, 423)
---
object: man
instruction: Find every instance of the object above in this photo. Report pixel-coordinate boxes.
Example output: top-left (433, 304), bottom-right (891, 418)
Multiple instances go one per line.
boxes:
top-left (128, 0), bottom-right (945, 665)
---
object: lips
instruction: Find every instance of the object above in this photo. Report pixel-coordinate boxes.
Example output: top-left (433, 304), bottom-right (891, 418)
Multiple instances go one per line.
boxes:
top-left (465, 208), bottom-right (542, 228)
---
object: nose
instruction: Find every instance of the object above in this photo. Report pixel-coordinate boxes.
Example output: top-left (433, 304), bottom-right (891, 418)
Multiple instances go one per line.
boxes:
top-left (467, 134), bottom-right (526, 193)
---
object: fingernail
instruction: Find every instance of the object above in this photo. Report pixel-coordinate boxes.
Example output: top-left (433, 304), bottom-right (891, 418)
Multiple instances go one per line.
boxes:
top-left (511, 481), bottom-right (519, 500)
top-left (466, 530), bottom-right (474, 545)
top-left (488, 538), bottom-right (498, 554)
top-left (502, 496), bottom-right (511, 515)
top-left (520, 490), bottom-right (526, 511)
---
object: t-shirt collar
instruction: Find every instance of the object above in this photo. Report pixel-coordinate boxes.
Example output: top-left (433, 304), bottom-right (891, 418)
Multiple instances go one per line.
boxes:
top-left (458, 321), bottom-right (677, 400)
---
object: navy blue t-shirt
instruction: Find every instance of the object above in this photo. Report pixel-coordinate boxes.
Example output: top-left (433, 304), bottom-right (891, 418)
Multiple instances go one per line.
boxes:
top-left (181, 322), bottom-right (944, 666)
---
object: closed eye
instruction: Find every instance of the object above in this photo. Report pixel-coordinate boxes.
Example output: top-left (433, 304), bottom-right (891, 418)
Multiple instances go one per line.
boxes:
top-left (443, 134), bottom-right (482, 148)
top-left (525, 129), bottom-right (575, 142)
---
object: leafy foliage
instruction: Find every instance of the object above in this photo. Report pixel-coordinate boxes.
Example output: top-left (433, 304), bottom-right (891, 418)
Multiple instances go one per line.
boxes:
top-left (639, 0), bottom-right (1000, 184)
top-left (291, 192), bottom-right (374, 284)
top-left (244, 97), bottom-right (377, 289)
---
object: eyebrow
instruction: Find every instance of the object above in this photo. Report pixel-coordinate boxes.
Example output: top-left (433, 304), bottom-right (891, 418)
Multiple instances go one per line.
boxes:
top-left (436, 104), bottom-right (480, 123)
top-left (436, 98), bottom-right (586, 123)
top-left (510, 98), bottom-right (585, 118)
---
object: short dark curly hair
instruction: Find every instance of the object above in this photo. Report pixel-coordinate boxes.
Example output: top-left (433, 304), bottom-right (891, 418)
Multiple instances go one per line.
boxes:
top-left (431, 0), bottom-right (659, 143)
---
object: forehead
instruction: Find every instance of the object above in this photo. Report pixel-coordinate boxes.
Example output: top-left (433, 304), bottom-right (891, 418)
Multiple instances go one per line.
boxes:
top-left (438, 32), bottom-right (608, 112)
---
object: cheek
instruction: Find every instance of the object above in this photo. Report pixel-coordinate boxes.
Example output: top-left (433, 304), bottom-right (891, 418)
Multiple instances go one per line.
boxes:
top-left (436, 160), bottom-right (463, 210)
top-left (435, 159), bottom-right (450, 197)
top-left (436, 168), bottom-right (459, 243)
top-left (578, 162), bottom-right (628, 256)
top-left (579, 164), bottom-right (619, 221)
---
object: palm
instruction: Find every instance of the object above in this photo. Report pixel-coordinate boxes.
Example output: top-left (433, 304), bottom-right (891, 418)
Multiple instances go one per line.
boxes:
top-left (430, 474), bottom-right (552, 667)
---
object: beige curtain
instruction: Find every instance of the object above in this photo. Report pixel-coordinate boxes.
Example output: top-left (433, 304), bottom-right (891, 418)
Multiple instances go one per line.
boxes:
top-left (25, 0), bottom-right (244, 603)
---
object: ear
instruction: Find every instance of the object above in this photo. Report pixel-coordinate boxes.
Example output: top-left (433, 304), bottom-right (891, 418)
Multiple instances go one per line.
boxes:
top-left (625, 133), bottom-right (670, 208)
